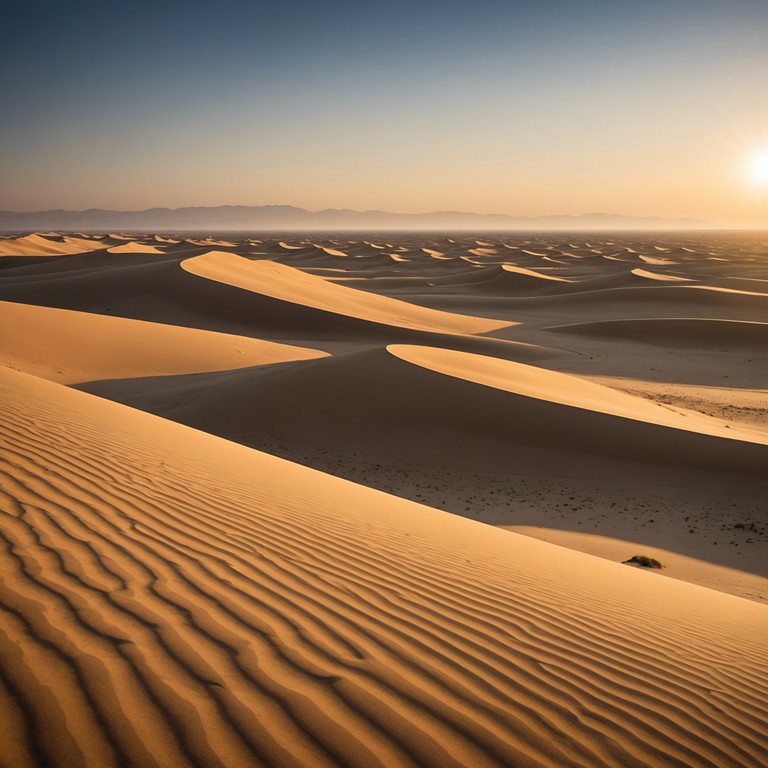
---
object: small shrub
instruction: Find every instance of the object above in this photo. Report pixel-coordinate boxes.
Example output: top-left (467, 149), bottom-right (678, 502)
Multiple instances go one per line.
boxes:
top-left (624, 554), bottom-right (662, 569)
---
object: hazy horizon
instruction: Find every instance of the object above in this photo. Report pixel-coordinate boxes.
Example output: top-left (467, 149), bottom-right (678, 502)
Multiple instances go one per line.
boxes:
top-left (0, 203), bottom-right (743, 233)
top-left (3, 0), bottom-right (767, 227)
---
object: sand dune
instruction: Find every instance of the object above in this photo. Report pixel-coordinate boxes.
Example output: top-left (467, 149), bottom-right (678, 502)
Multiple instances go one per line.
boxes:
top-left (185, 237), bottom-right (239, 247)
top-left (181, 251), bottom-right (510, 335)
top-left (81, 344), bottom-right (767, 477)
top-left (0, 299), bottom-right (324, 384)
top-left (629, 267), bottom-right (693, 282)
top-left (528, 268), bottom-right (697, 295)
top-left (0, 249), bottom-right (178, 280)
top-left (0, 250), bottom-right (512, 341)
top-left (428, 265), bottom-right (506, 286)
top-left (2, 367), bottom-right (767, 768)
top-left (425, 265), bottom-right (570, 296)
top-left (0, 255), bottom-right (188, 314)
top-left (319, 246), bottom-right (348, 257)
top-left (638, 254), bottom-right (677, 265)
top-left (705, 276), bottom-right (768, 293)
top-left (0, 232), bottom-right (110, 256)
top-left (331, 274), bottom-right (433, 291)
top-left (488, 284), bottom-right (768, 319)
top-left (549, 317), bottom-right (768, 348)
top-left (107, 241), bottom-right (166, 254)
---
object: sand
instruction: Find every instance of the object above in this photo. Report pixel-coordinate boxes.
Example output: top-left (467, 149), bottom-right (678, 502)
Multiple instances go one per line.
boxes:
top-left (1, 230), bottom-right (767, 766)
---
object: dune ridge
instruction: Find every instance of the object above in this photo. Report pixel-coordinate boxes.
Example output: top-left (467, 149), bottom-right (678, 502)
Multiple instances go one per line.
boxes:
top-left (181, 251), bottom-right (509, 335)
top-left (0, 299), bottom-right (325, 384)
top-left (79, 344), bottom-right (768, 479)
top-left (0, 233), bottom-right (110, 256)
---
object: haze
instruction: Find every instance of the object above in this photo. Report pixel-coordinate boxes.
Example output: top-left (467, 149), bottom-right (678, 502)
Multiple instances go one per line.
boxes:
top-left (2, 0), bottom-right (767, 227)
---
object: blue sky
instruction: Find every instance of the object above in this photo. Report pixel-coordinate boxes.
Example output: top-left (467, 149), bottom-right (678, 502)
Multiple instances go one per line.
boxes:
top-left (2, 0), bottom-right (767, 224)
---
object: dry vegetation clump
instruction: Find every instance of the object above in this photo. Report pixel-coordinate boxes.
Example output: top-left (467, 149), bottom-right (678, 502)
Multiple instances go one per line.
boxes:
top-left (624, 555), bottom-right (663, 569)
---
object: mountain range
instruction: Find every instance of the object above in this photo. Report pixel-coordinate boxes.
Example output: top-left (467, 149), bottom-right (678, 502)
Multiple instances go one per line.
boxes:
top-left (0, 205), bottom-right (713, 231)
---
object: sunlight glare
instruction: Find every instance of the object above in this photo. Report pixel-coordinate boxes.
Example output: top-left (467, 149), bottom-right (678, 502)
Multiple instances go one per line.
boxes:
top-left (748, 150), bottom-right (768, 185)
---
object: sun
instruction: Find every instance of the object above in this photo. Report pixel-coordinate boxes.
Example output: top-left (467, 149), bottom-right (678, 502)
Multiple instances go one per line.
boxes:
top-left (748, 150), bottom-right (768, 185)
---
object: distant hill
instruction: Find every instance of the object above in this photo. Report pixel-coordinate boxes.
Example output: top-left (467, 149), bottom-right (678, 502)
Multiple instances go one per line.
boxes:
top-left (0, 205), bottom-right (713, 231)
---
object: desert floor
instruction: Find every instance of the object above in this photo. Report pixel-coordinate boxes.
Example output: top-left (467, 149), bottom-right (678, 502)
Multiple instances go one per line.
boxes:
top-left (1, 230), bottom-right (766, 767)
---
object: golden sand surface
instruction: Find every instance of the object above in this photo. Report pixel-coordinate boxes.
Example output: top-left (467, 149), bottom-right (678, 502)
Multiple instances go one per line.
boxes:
top-left (1, 230), bottom-right (766, 766)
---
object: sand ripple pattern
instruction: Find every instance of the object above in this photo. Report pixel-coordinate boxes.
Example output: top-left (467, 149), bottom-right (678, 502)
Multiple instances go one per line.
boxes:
top-left (1, 368), bottom-right (767, 768)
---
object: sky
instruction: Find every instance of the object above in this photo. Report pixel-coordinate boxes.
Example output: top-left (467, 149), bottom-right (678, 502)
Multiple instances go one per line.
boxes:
top-left (2, 0), bottom-right (767, 226)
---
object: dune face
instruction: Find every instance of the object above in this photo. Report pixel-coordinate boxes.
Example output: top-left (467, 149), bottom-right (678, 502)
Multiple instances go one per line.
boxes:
top-left (548, 317), bottom-right (768, 348)
top-left (106, 241), bottom-right (166, 254)
top-left (180, 251), bottom-right (510, 335)
top-left (0, 299), bottom-right (325, 384)
top-left (78, 343), bottom-right (766, 478)
top-left (0, 232), bottom-right (110, 256)
top-left (1, 230), bottom-right (767, 767)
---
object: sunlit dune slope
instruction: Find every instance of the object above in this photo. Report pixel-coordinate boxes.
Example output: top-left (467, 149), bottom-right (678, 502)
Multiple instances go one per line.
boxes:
top-left (533, 268), bottom-right (695, 295)
top-left (82, 344), bottom-right (768, 476)
top-left (481, 283), bottom-right (768, 320)
top-left (629, 267), bottom-right (693, 282)
top-left (0, 300), bottom-right (325, 384)
top-left (106, 241), bottom-right (166, 254)
top-left (181, 251), bottom-right (509, 334)
top-left (0, 254), bottom-right (557, 361)
top-left (434, 264), bottom-right (570, 295)
top-left (0, 250), bottom-right (515, 341)
top-left (1, 366), bottom-right (766, 768)
top-left (0, 233), bottom-right (110, 256)
top-left (704, 276), bottom-right (768, 293)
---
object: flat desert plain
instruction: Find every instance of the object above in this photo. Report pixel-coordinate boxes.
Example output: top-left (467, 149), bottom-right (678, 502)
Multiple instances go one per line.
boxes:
top-left (0, 230), bottom-right (766, 767)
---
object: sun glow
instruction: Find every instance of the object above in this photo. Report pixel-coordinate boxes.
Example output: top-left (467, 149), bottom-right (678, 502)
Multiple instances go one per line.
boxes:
top-left (747, 150), bottom-right (768, 185)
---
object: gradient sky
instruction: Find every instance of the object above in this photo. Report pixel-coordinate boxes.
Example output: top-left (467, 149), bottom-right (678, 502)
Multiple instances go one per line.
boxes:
top-left (2, 0), bottom-right (767, 225)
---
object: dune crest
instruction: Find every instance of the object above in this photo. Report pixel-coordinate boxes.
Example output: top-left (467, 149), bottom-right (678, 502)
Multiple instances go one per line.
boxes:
top-left (0, 299), bottom-right (325, 384)
top-left (107, 241), bottom-right (166, 254)
top-left (181, 250), bottom-right (511, 334)
top-left (0, 232), bottom-right (110, 256)
top-left (388, 344), bottom-right (761, 440)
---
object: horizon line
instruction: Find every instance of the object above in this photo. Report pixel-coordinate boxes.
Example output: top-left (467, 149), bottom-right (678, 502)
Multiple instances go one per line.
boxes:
top-left (1, 203), bottom-right (716, 221)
